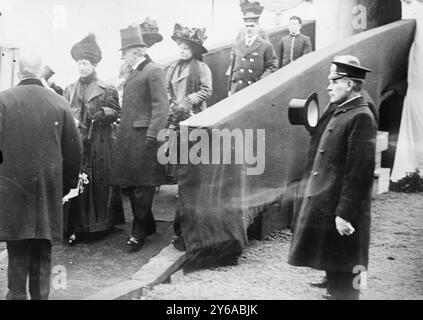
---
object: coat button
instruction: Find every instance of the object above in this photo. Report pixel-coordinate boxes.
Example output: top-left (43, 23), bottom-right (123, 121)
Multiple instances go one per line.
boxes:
top-left (250, 58), bottom-right (254, 62)
top-left (240, 68), bottom-right (245, 73)
top-left (247, 81), bottom-right (252, 85)
top-left (241, 58), bottom-right (246, 61)
top-left (248, 69), bottom-right (253, 73)
top-left (238, 80), bottom-right (243, 84)
top-left (319, 149), bottom-right (325, 154)
top-left (313, 171), bottom-right (319, 176)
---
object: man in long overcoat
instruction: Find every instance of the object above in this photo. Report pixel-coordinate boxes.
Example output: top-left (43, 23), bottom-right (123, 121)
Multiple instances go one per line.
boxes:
top-left (288, 56), bottom-right (377, 300)
top-left (111, 24), bottom-right (169, 251)
top-left (0, 54), bottom-right (82, 299)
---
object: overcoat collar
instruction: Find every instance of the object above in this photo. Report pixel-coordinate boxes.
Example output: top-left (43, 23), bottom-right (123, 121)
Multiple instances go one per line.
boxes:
top-left (17, 78), bottom-right (44, 87)
top-left (68, 79), bottom-right (107, 105)
top-left (334, 95), bottom-right (367, 115)
top-left (174, 62), bottom-right (191, 82)
top-left (125, 55), bottom-right (152, 83)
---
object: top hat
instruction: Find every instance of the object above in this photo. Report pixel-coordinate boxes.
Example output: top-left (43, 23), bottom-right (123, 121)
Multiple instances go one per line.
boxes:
top-left (140, 17), bottom-right (163, 48)
top-left (171, 23), bottom-right (208, 54)
top-left (328, 55), bottom-right (372, 81)
top-left (288, 92), bottom-right (319, 133)
top-left (240, 1), bottom-right (264, 22)
top-left (71, 33), bottom-right (102, 64)
top-left (119, 25), bottom-right (147, 51)
top-left (41, 65), bottom-right (55, 81)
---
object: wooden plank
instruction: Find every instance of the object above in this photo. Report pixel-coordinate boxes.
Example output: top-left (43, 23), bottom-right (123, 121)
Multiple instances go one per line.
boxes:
top-left (131, 245), bottom-right (186, 286)
top-left (85, 244), bottom-right (186, 300)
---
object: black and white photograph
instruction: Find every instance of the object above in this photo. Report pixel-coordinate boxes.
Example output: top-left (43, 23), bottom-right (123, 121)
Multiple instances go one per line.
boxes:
top-left (0, 0), bottom-right (422, 304)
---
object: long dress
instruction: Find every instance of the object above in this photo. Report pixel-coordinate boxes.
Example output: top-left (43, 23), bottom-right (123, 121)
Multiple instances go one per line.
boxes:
top-left (64, 74), bottom-right (124, 235)
top-left (391, 1), bottom-right (423, 181)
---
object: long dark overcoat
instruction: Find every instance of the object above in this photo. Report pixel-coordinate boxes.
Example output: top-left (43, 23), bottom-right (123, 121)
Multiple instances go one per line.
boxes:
top-left (111, 58), bottom-right (169, 186)
top-left (288, 96), bottom-right (377, 272)
top-left (63, 79), bottom-right (124, 233)
top-left (0, 79), bottom-right (82, 242)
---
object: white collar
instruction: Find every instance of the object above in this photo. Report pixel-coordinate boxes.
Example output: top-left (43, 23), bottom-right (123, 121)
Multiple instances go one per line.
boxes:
top-left (133, 56), bottom-right (146, 70)
top-left (245, 34), bottom-right (258, 46)
top-left (339, 94), bottom-right (362, 107)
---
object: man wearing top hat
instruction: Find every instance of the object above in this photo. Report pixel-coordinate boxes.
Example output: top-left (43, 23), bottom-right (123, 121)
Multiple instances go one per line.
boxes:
top-left (228, 1), bottom-right (278, 94)
top-left (288, 55), bottom-right (377, 300)
top-left (111, 20), bottom-right (169, 251)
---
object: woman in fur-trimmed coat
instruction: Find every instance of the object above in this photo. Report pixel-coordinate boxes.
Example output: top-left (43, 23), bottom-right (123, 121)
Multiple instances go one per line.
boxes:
top-left (64, 34), bottom-right (124, 245)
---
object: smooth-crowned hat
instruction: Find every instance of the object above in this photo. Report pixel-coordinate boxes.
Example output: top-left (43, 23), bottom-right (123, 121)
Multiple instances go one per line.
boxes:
top-left (119, 25), bottom-right (147, 51)
top-left (71, 33), bottom-right (102, 64)
top-left (240, 0), bottom-right (264, 22)
top-left (288, 92), bottom-right (320, 133)
top-left (171, 23), bottom-right (208, 54)
top-left (328, 55), bottom-right (372, 81)
top-left (140, 17), bottom-right (163, 48)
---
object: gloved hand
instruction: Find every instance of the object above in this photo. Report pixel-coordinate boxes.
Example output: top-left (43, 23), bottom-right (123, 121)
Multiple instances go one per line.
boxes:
top-left (92, 109), bottom-right (105, 121)
top-left (145, 136), bottom-right (157, 148)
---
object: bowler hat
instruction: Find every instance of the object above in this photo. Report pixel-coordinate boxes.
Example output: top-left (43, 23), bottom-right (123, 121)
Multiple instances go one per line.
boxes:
top-left (140, 17), bottom-right (163, 48)
top-left (171, 23), bottom-right (208, 54)
top-left (119, 25), bottom-right (147, 51)
top-left (328, 55), bottom-right (371, 81)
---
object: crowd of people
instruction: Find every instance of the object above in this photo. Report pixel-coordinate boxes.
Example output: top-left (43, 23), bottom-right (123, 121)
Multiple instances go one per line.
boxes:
top-left (2, 0), bottom-right (361, 301)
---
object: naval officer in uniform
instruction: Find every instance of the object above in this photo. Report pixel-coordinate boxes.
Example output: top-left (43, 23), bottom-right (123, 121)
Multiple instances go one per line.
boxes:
top-left (228, 1), bottom-right (278, 94)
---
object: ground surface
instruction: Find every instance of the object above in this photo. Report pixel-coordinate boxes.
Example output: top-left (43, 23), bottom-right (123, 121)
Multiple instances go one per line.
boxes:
top-left (0, 190), bottom-right (421, 300)
top-left (142, 192), bottom-right (423, 300)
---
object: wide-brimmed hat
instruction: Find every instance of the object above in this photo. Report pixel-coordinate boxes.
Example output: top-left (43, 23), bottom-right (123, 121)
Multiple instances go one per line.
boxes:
top-left (140, 17), bottom-right (163, 48)
top-left (71, 33), bottom-right (102, 64)
top-left (328, 55), bottom-right (372, 81)
top-left (240, 0), bottom-right (264, 22)
top-left (119, 25), bottom-right (147, 51)
top-left (171, 23), bottom-right (208, 55)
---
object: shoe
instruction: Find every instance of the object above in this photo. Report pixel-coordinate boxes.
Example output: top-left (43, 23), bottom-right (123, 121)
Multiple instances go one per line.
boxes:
top-left (322, 294), bottom-right (332, 300)
top-left (310, 279), bottom-right (328, 289)
top-left (172, 236), bottom-right (186, 251)
top-left (126, 235), bottom-right (144, 251)
top-left (68, 234), bottom-right (77, 246)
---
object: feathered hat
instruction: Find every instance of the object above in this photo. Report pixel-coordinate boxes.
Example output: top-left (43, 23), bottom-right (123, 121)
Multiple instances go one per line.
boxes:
top-left (171, 23), bottom-right (208, 54)
top-left (71, 33), bottom-right (102, 64)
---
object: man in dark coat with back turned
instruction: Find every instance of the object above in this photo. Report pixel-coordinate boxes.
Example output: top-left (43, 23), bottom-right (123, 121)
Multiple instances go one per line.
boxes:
top-left (111, 24), bottom-right (169, 251)
top-left (0, 53), bottom-right (82, 299)
top-left (288, 55), bottom-right (377, 300)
